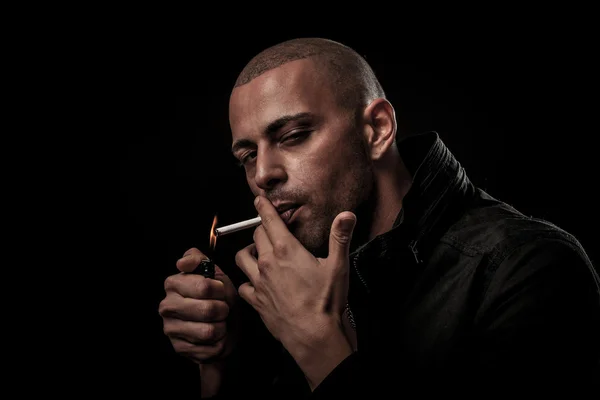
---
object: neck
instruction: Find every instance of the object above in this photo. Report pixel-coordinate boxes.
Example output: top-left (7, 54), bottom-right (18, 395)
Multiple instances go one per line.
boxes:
top-left (352, 149), bottom-right (412, 251)
top-left (370, 152), bottom-right (412, 239)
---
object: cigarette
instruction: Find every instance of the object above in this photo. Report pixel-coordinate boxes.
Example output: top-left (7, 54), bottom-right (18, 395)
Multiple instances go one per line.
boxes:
top-left (214, 216), bottom-right (262, 236)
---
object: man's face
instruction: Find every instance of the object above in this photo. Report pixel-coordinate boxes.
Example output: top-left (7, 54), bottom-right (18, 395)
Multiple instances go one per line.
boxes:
top-left (229, 58), bottom-right (373, 256)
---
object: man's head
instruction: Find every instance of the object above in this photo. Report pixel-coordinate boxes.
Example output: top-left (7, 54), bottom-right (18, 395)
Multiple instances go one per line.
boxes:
top-left (229, 38), bottom-right (399, 256)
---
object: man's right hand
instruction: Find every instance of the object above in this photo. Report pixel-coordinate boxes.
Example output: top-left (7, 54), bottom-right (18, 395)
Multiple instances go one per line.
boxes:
top-left (159, 248), bottom-right (239, 365)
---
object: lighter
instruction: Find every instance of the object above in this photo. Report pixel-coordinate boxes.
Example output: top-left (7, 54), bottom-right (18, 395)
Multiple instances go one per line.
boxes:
top-left (191, 258), bottom-right (215, 279)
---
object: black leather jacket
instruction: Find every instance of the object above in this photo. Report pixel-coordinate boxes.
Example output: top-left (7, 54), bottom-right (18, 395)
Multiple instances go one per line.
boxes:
top-left (215, 132), bottom-right (600, 398)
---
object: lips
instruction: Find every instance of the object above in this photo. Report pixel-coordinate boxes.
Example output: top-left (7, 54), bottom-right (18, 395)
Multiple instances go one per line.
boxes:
top-left (279, 207), bottom-right (298, 224)
top-left (275, 203), bottom-right (299, 225)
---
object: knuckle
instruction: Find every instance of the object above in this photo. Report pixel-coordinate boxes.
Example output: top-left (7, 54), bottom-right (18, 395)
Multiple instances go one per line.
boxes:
top-left (201, 301), bottom-right (228, 320)
top-left (220, 302), bottom-right (230, 319)
top-left (188, 253), bottom-right (202, 266)
top-left (273, 241), bottom-right (288, 257)
top-left (202, 323), bottom-right (216, 340)
top-left (237, 285), bottom-right (248, 302)
top-left (164, 276), bottom-right (175, 292)
top-left (214, 338), bottom-right (227, 355)
top-left (158, 299), bottom-right (170, 316)
top-left (172, 340), bottom-right (186, 354)
top-left (163, 322), bottom-right (175, 337)
top-left (159, 297), bottom-right (182, 319)
top-left (214, 322), bottom-right (227, 340)
top-left (173, 340), bottom-right (195, 357)
top-left (207, 301), bottom-right (229, 320)
top-left (257, 257), bottom-right (271, 272)
top-left (194, 278), bottom-right (210, 297)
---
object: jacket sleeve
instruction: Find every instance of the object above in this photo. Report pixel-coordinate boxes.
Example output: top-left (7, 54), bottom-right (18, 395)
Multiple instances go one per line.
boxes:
top-left (199, 302), bottom-right (285, 399)
top-left (309, 352), bottom-right (366, 399)
top-left (463, 236), bottom-right (600, 394)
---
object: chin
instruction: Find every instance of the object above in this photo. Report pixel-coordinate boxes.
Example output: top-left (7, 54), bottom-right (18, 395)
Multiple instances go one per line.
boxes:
top-left (290, 222), bottom-right (328, 257)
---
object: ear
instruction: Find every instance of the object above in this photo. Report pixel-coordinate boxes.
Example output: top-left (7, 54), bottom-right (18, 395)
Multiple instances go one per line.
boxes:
top-left (362, 98), bottom-right (397, 161)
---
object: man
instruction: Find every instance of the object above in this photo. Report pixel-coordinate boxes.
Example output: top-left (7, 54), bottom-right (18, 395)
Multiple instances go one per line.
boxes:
top-left (159, 38), bottom-right (600, 398)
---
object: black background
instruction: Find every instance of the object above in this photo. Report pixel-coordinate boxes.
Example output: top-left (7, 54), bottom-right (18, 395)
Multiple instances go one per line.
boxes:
top-left (118, 20), bottom-right (597, 395)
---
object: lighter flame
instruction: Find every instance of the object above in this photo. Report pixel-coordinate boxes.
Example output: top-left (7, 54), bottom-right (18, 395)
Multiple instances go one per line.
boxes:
top-left (209, 215), bottom-right (218, 251)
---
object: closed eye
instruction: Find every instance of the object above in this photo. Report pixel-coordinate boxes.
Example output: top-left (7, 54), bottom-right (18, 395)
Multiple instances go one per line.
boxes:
top-left (235, 131), bottom-right (311, 167)
top-left (236, 150), bottom-right (256, 167)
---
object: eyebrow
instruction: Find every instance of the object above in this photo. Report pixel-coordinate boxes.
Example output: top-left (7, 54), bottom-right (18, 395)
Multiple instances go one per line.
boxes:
top-left (231, 112), bottom-right (314, 155)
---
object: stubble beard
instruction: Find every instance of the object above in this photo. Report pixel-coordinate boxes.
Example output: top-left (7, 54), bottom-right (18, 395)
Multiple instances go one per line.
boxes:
top-left (295, 160), bottom-right (374, 258)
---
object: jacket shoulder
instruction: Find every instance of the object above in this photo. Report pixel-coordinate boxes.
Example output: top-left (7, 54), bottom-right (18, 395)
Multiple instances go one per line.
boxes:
top-left (442, 189), bottom-right (586, 258)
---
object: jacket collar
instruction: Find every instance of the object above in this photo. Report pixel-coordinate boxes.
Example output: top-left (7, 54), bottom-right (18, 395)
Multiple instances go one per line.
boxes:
top-left (350, 131), bottom-right (476, 264)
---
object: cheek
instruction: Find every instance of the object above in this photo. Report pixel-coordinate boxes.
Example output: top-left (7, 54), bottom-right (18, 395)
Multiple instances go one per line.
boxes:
top-left (290, 151), bottom-right (333, 190)
top-left (295, 160), bottom-right (323, 187)
top-left (292, 153), bottom-right (348, 201)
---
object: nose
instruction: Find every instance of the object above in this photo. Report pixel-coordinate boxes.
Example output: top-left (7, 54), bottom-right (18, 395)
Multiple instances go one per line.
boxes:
top-left (253, 148), bottom-right (287, 191)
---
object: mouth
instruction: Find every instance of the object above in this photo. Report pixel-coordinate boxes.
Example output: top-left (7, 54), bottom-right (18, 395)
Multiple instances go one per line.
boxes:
top-left (276, 204), bottom-right (300, 225)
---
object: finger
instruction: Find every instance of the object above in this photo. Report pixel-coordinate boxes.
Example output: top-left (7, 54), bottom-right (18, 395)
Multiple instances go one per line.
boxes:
top-left (213, 265), bottom-right (238, 307)
top-left (163, 319), bottom-right (227, 344)
top-left (176, 247), bottom-right (209, 273)
top-left (253, 196), bottom-right (296, 249)
top-left (171, 337), bottom-right (227, 361)
top-left (164, 273), bottom-right (226, 300)
top-left (235, 244), bottom-right (260, 284)
top-left (327, 211), bottom-right (357, 267)
top-left (253, 224), bottom-right (273, 257)
top-left (238, 282), bottom-right (257, 307)
top-left (159, 296), bottom-right (229, 322)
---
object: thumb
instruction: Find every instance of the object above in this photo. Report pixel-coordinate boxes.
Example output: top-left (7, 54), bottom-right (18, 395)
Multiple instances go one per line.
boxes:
top-left (328, 211), bottom-right (357, 266)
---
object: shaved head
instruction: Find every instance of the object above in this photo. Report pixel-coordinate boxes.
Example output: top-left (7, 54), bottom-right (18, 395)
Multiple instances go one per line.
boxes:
top-left (228, 38), bottom-right (399, 255)
top-left (234, 37), bottom-right (385, 113)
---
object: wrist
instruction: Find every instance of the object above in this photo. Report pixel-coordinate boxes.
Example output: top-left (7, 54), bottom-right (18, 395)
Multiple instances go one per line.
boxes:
top-left (285, 319), bottom-right (353, 390)
top-left (199, 361), bottom-right (227, 398)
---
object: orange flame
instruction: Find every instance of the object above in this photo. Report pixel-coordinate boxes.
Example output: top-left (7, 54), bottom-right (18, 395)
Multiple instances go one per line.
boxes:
top-left (209, 215), bottom-right (218, 251)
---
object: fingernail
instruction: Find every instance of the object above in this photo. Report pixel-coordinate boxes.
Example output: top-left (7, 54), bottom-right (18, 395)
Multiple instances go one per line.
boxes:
top-left (254, 196), bottom-right (260, 206)
top-left (340, 218), bottom-right (356, 231)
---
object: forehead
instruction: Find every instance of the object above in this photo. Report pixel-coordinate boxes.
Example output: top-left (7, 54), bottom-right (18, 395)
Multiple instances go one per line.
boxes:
top-left (228, 58), bottom-right (336, 138)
